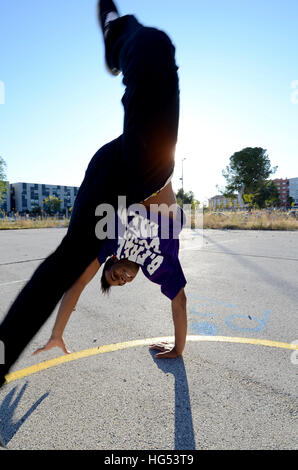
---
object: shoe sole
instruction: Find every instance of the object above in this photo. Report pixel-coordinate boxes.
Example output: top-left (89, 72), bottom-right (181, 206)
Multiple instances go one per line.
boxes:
top-left (97, 2), bottom-right (121, 76)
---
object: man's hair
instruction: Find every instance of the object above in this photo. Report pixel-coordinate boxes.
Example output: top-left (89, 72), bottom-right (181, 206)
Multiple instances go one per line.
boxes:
top-left (100, 257), bottom-right (115, 295)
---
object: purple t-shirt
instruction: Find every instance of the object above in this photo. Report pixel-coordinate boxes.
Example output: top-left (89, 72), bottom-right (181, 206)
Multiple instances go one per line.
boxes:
top-left (97, 206), bottom-right (187, 300)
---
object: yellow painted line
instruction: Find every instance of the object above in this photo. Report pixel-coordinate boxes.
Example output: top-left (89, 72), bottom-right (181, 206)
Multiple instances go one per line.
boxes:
top-left (4, 335), bottom-right (298, 384)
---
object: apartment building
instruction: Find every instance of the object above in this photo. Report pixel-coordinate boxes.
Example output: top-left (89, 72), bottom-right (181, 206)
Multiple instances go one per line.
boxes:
top-left (10, 182), bottom-right (79, 213)
top-left (272, 178), bottom-right (289, 207)
top-left (289, 177), bottom-right (298, 207)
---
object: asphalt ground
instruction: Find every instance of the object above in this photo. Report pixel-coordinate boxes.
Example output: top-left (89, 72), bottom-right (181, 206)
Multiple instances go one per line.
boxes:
top-left (0, 227), bottom-right (297, 451)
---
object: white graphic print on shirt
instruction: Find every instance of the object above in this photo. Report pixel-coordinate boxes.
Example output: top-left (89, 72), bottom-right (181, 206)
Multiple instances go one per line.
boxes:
top-left (116, 212), bottom-right (164, 276)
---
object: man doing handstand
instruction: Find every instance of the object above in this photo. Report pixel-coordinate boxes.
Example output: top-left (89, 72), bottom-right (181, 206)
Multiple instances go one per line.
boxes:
top-left (0, 0), bottom-right (187, 387)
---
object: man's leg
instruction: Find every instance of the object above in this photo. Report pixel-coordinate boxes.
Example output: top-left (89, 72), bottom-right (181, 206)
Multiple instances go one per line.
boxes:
top-left (99, 2), bottom-right (180, 204)
top-left (0, 137), bottom-right (122, 386)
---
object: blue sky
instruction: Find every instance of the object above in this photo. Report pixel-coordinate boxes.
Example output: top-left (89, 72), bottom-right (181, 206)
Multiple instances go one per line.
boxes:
top-left (1, 0), bottom-right (298, 204)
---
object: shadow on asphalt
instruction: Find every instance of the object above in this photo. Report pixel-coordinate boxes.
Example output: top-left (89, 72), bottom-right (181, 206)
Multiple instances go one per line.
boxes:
top-left (150, 351), bottom-right (196, 450)
top-left (0, 382), bottom-right (49, 446)
top-left (203, 233), bottom-right (298, 303)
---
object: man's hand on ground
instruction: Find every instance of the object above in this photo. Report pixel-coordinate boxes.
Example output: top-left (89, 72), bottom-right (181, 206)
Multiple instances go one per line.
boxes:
top-left (149, 342), bottom-right (181, 359)
top-left (32, 336), bottom-right (71, 356)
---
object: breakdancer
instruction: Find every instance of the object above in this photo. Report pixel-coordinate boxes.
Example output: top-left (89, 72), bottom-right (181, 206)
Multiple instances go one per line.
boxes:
top-left (0, 0), bottom-right (187, 387)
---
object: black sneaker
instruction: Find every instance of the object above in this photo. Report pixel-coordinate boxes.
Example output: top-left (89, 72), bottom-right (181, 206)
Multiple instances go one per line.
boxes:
top-left (97, 0), bottom-right (121, 76)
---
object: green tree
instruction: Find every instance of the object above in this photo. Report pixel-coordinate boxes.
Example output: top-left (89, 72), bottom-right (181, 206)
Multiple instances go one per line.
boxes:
top-left (176, 188), bottom-right (200, 208)
top-left (43, 195), bottom-right (62, 215)
top-left (222, 147), bottom-right (277, 196)
top-left (0, 156), bottom-right (7, 205)
top-left (287, 196), bottom-right (294, 208)
top-left (242, 193), bottom-right (255, 210)
top-left (253, 181), bottom-right (279, 208)
top-left (30, 205), bottom-right (42, 216)
top-left (176, 188), bottom-right (194, 205)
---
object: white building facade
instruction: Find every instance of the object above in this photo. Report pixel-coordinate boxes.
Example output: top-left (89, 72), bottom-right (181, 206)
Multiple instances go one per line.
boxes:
top-left (10, 182), bottom-right (79, 213)
top-left (289, 177), bottom-right (298, 207)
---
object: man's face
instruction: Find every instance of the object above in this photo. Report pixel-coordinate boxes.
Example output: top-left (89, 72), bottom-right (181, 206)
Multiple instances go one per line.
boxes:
top-left (105, 258), bottom-right (139, 287)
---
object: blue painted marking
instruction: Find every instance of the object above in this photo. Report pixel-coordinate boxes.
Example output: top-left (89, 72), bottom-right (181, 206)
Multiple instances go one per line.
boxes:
top-left (190, 305), bottom-right (213, 316)
top-left (190, 322), bottom-right (218, 336)
top-left (188, 292), bottom-right (271, 335)
top-left (225, 310), bottom-right (271, 333)
top-left (190, 306), bottom-right (214, 318)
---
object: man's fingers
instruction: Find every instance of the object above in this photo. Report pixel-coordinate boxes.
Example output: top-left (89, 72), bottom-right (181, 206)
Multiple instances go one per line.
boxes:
top-left (33, 344), bottom-right (70, 356)
top-left (60, 339), bottom-right (71, 354)
top-left (155, 351), bottom-right (166, 358)
top-left (155, 351), bottom-right (171, 358)
top-left (149, 342), bottom-right (171, 350)
top-left (149, 344), bottom-right (164, 351)
top-left (32, 347), bottom-right (45, 356)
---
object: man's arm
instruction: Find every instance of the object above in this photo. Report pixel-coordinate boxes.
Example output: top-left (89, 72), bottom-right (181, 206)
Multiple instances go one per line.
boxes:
top-left (172, 287), bottom-right (187, 355)
top-left (33, 259), bottom-right (101, 355)
top-left (150, 287), bottom-right (187, 359)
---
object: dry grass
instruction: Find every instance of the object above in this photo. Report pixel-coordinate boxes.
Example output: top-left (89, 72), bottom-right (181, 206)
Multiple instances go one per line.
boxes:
top-left (201, 210), bottom-right (298, 230)
top-left (1, 211), bottom-right (298, 231)
top-left (0, 216), bottom-right (70, 230)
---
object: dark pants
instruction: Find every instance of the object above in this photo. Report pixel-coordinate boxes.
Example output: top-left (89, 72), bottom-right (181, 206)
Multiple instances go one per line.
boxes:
top-left (0, 15), bottom-right (180, 385)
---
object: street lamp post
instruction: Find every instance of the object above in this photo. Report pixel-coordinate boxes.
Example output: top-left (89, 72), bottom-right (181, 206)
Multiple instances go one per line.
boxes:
top-left (180, 158), bottom-right (187, 193)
